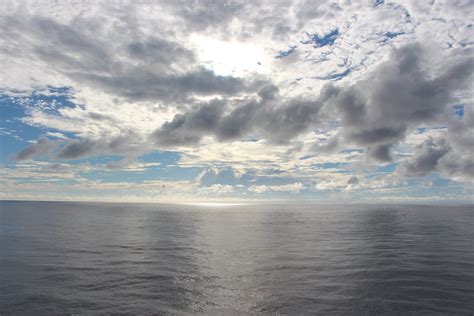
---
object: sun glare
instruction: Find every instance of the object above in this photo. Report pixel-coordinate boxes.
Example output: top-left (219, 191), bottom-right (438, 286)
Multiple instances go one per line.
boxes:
top-left (191, 35), bottom-right (269, 77)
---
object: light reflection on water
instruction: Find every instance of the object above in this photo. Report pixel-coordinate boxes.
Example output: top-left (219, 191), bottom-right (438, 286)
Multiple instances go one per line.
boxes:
top-left (0, 201), bottom-right (473, 314)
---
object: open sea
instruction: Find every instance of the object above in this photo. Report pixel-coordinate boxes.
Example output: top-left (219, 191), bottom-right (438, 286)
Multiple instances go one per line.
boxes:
top-left (0, 201), bottom-right (473, 314)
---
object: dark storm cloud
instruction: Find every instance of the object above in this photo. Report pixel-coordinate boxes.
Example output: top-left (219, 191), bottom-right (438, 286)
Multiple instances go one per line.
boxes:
top-left (214, 100), bottom-right (261, 141)
top-left (437, 152), bottom-right (474, 182)
top-left (398, 137), bottom-right (450, 177)
top-left (258, 98), bottom-right (327, 144)
top-left (326, 43), bottom-right (473, 161)
top-left (366, 144), bottom-right (393, 163)
top-left (56, 139), bottom-right (97, 159)
top-left (56, 132), bottom-right (145, 160)
top-left (25, 17), bottom-right (113, 73)
top-left (152, 99), bottom-right (226, 146)
top-left (11, 36), bottom-right (473, 175)
top-left (309, 137), bottom-right (340, 153)
top-left (446, 108), bottom-right (474, 156)
top-left (151, 84), bottom-right (325, 146)
top-left (393, 67), bottom-right (474, 181)
top-left (347, 175), bottom-right (359, 185)
top-left (74, 67), bottom-right (258, 102)
top-left (15, 132), bottom-right (146, 162)
top-left (151, 43), bottom-right (472, 157)
top-left (398, 107), bottom-right (474, 182)
top-left (5, 5), bottom-right (472, 182)
top-left (14, 136), bottom-right (57, 161)
top-left (0, 14), bottom-right (260, 103)
top-left (349, 128), bottom-right (405, 146)
top-left (126, 37), bottom-right (195, 65)
top-left (398, 133), bottom-right (474, 182)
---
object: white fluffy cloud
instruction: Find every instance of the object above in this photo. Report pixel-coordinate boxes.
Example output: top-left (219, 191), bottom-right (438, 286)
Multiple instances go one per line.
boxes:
top-left (249, 182), bottom-right (304, 193)
top-left (1, 0), bottom-right (473, 201)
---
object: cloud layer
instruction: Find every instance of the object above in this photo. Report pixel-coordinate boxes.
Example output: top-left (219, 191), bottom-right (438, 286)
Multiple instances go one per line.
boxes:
top-left (1, 0), bottom-right (473, 201)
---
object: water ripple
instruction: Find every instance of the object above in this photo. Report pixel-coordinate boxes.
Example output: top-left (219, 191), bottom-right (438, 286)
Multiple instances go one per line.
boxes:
top-left (1, 201), bottom-right (473, 314)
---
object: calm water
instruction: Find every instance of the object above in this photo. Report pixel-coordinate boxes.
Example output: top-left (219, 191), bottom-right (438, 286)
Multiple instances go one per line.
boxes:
top-left (0, 201), bottom-right (473, 314)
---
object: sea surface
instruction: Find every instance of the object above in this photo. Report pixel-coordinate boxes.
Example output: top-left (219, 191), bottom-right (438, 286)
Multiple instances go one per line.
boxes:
top-left (0, 201), bottom-right (473, 314)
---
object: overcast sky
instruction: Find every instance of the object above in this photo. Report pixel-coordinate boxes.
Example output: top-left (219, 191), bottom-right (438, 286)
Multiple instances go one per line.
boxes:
top-left (0, 0), bottom-right (473, 203)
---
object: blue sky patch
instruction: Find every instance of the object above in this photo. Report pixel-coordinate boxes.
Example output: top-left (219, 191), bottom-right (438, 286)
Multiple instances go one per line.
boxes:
top-left (1, 95), bottom-right (47, 163)
top-left (275, 45), bottom-right (297, 59)
top-left (80, 165), bottom-right (201, 183)
top-left (302, 29), bottom-right (340, 48)
top-left (385, 31), bottom-right (404, 39)
top-left (453, 104), bottom-right (464, 118)
top-left (432, 177), bottom-right (451, 187)
top-left (139, 151), bottom-right (182, 166)
top-left (375, 163), bottom-right (398, 173)
top-left (0, 88), bottom-right (82, 163)
top-left (315, 68), bottom-right (351, 81)
top-left (312, 162), bottom-right (349, 169)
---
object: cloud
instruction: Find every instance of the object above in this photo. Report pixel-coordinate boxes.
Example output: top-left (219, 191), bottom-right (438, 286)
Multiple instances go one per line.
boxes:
top-left (10, 39), bottom-right (474, 188)
top-left (397, 101), bottom-right (474, 182)
top-left (270, 182), bottom-right (304, 192)
top-left (347, 175), bottom-right (359, 185)
top-left (345, 175), bottom-right (360, 191)
top-left (14, 136), bottom-right (57, 161)
top-left (248, 182), bottom-right (303, 193)
top-left (0, 13), bottom-right (262, 103)
top-left (398, 136), bottom-right (474, 183)
top-left (56, 138), bottom-right (98, 160)
top-left (398, 137), bottom-right (450, 177)
top-left (248, 185), bottom-right (270, 193)
top-left (56, 131), bottom-right (148, 160)
top-left (446, 105), bottom-right (474, 156)
top-left (164, 0), bottom-right (248, 33)
top-left (197, 166), bottom-right (307, 194)
top-left (198, 166), bottom-right (239, 187)
top-left (437, 152), bottom-right (474, 182)
top-left (15, 131), bottom-right (147, 161)
top-left (76, 67), bottom-right (261, 103)
top-left (198, 184), bottom-right (235, 195)
top-left (2, 0), bottom-right (474, 201)
top-left (152, 99), bottom-right (226, 147)
top-left (151, 42), bottom-right (473, 162)
top-left (326, 43), bottom-right (473, 161)
top-left (45, 131), bottom-right (68, 139)
top-left (151, 83), bottom-right (327, 146)
top-left (366, 144), bottom-right (394, 163)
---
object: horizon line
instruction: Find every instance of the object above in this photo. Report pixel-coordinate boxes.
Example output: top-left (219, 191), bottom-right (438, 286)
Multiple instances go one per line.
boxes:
top-left (0, 198), bottom-right (472, 207)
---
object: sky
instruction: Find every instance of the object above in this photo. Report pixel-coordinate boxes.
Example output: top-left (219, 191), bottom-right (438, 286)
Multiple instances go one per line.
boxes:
top-left (0, 0), bottom-right (473, 203)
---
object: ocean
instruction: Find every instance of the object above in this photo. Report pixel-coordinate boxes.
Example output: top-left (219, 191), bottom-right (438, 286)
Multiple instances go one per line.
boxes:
top-left (0, 201), bottom-right (473, 314)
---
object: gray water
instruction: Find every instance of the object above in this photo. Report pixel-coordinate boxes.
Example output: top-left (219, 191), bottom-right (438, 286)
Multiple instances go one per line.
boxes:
top-left (0, 201), bottom-right (473, 314)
